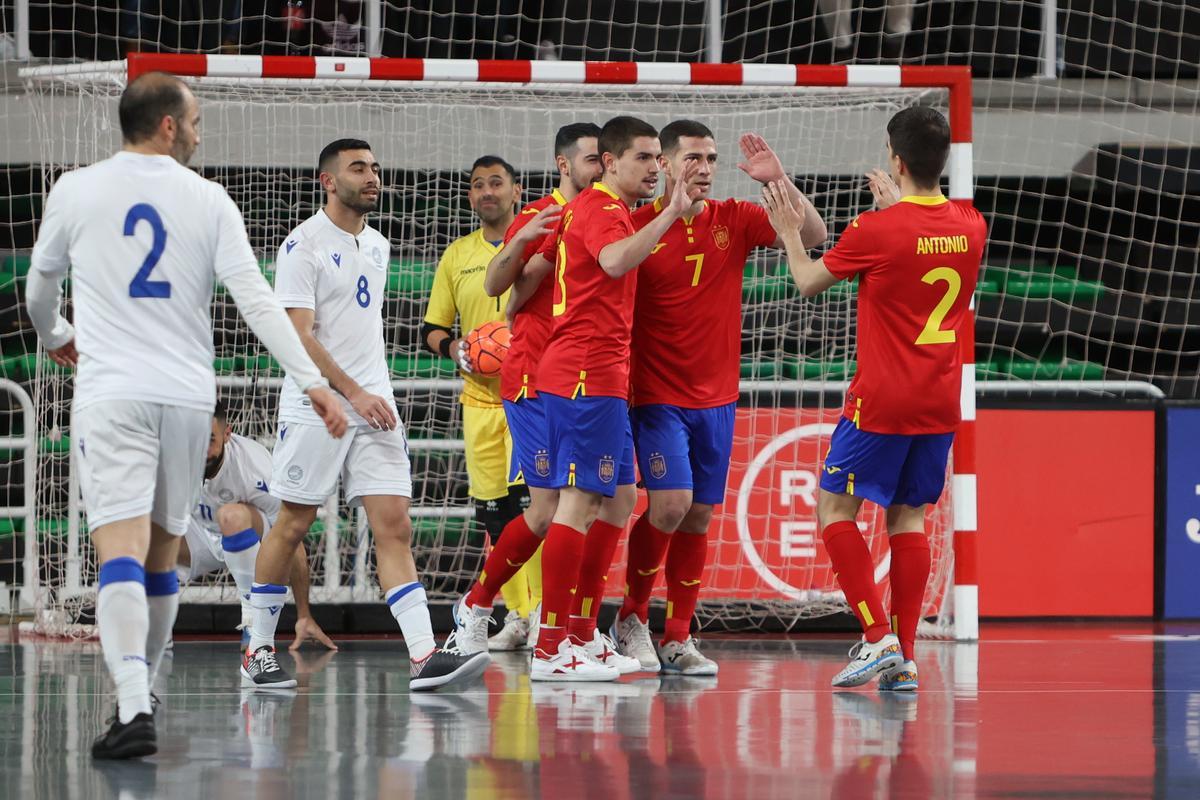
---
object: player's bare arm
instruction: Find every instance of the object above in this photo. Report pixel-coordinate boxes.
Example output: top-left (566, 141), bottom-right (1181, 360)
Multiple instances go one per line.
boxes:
top-left (483, 204), bottom-right (563, 297)
top-left (506, 252), bottom-right (553, 319)
top-left (288, 548), bottom-right (337, 651)
top-left (737, 132), bottom-right (828, 248)
top-left (287, 306), bottom-right (397, 431)
top-left (762, 180), bottom-right (839, 297)
top-left (597, 160), bottom-right (701, 277)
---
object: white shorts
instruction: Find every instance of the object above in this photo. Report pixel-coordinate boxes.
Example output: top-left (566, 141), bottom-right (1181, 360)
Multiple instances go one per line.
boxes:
top-left (180, 506), bottom-right (271, 582)
top-left (182, 519), bottom-right (227, 581)
top-left (270, 422), bottom-right (412, 506)
top-left (74, 401), bottom-right (209, 535)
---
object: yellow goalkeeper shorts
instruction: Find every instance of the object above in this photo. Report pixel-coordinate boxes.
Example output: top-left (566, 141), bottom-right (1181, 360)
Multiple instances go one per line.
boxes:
top-left (462, 404), bottom-right (519, 501)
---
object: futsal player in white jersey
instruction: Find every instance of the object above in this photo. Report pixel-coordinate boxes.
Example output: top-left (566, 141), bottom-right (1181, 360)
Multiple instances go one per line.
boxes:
top-left (242, 138), bottom-right (490, 691)
top-left (24, 72), bottom-right (347, 760)
top-left (178, 400), bottom-right (335, 651)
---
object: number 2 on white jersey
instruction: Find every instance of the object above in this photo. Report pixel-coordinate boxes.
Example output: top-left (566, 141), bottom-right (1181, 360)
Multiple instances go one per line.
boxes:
top-left (124, 203), bottom-right (171, 298)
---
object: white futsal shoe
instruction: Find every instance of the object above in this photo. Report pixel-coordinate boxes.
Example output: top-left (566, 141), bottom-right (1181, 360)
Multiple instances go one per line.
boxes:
top-left (657, 637), bottom-right (719, 677)
top-left (609, 613), bottom-right (661, 673)
top-left (530, 638), bottom-right (619, 682)
top-left (488, 610), bottom-right (531, 651)
top-left (450, 594), bottom-right (494, 656)
top-left (582, 629), bottom-right (644, 674)
top-left (831, 634), bottom-right (903, 688)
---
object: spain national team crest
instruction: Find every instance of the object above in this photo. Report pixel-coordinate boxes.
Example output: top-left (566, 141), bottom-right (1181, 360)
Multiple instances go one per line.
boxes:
top-left (648, 452), bottom-right (668, 480)
top-left (534, 450), bottom-right (551, 478)
top-left (712, 225), bottom-right (731, 251)
top-left (598, 456), bottom-right (616, 484)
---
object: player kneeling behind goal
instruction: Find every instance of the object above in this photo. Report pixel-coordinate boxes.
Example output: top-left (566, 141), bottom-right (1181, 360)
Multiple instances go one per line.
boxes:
top-left (176, 400), bottom-right (335, 652)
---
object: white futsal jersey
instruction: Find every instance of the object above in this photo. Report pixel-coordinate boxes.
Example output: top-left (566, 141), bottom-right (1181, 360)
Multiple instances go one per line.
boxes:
top-left (28, 151), bottom-right (324, 412)
top-left (193, 433), bottom-right (279, 536)
top-left (274, 209), bottom-right (395, 427)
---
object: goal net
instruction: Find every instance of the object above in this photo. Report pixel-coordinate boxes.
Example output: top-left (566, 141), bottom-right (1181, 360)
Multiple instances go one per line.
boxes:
top-left (14, 56), bottom-right (974, 639)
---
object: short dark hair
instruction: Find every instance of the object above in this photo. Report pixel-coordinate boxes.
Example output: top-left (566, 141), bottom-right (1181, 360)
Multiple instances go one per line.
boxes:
top-left (554, 123), bottom-right (602, 157)
top-left (213, 398), bottom-right (228, 425)
top-left (470, 155), bottom-right (517, 182)
top-left (118, 72), bottom-right (189, 145)
top-left (886, 107), bottom-right (951, 189)
top-left (598, 116), bottom-right (658, 162)
top-left (318, 138), bottom-right (372, 174)
top-left (659, 120), bottom-right (715, 156)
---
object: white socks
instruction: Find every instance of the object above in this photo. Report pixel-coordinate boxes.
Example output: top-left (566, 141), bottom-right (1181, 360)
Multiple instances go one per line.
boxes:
top-left (386, 583), bottom-right (436, 662)
top-left (248, 583), bottom-right (287, 652)
top-left (221, 528), bottom-right (260, 600)
top-left (144, 570), bottom-right (180, 690)
top-left (97, 558), bottom-right (151, 723)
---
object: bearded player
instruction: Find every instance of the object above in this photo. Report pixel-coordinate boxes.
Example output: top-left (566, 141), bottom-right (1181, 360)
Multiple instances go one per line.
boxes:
top-left (610, 121), bottom-right (828, 675)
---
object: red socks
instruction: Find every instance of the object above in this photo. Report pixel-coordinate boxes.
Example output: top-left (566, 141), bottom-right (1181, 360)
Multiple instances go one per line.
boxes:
top-left (662, 531), bottom-right (708, 644)
top-left (822, 520), bottom-right (890, 643)
top-left (534, 522), bottom-right (586, 656)
top-left (619, 515), bottom-right (672, 623)
top-left (568, 518), bottom-right (626, 643)
top-left (467, 514), bottom-right (543, 609)
top-left (888, 532), bottom-right (931, 661)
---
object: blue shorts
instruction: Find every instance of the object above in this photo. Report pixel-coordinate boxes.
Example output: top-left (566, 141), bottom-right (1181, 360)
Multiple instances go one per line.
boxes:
top-left (541, 392), bottom-right (636, 497)
top-left (503, 396), bottom-right (554, 490)
top-left (819, 417), bottom-right (954, 508)
top-left (630, 402), bottom-right (736, 506)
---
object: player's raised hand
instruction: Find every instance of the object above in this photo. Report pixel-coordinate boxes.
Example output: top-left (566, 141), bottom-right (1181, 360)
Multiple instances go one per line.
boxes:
top-left (46, 339), bottom-right (78, 368)
top-left (866, 168), bottom-right (901, 209)
top-left (347, 389), bottom-right (397, 432)
top-left (290, 615), bottom-right (338, 651)
top-left (308, 386), bottom-right (350, 438)
top-left (762, 179), bottom-right (806, 235)
top-left (737, 132), bottom-right (787, 184)
top-left (666, 160), bottom-right (701, 217)
top-left (519, 204), bottom-right (563, 241)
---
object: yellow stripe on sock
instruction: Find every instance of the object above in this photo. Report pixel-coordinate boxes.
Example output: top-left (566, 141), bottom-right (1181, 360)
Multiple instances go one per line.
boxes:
top-left (581, 597), bottom-right (593, 618)
top-left (857, 600), bottom-right (875, 627)
top-left (666, 600), bottom-right (674, 618)
top-left (479, 570), bottom-right (487, 586)
top-left (892, 615), bottom-right (899, 633)
top-left (546, 611), bottom-right (557, 627)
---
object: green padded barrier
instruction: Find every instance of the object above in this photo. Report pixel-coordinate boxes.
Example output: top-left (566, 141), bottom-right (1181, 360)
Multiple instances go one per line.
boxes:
top-left (389, 353), bottom-right (457, 378)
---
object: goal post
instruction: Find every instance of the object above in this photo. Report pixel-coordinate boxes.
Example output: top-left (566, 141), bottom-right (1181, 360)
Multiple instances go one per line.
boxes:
top-left (16, 55), bottom-right (978, 640)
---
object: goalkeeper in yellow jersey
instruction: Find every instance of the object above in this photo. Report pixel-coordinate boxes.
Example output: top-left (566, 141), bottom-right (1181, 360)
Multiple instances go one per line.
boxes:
top-left (422, 155), bottom-right (541, 650)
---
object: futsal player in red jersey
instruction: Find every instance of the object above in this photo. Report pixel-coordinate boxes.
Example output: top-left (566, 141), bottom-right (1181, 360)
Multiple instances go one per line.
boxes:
top-left (524, 116), bottom-right (700, 681)
top-left (763, 107), bottom-right (986, 691)
top-left (610, 120), bottom-right (828, 675)
top-left (445, 123), bottom-right (603, 658)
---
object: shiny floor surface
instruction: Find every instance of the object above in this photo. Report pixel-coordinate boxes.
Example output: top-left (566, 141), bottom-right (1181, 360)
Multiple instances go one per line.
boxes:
top-left (3, 623), bottom-right (1200, 799)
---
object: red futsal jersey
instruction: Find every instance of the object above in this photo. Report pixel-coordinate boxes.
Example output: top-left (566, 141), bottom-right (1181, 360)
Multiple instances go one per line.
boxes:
top-left (535, 182), bottom-right (637, 400)
top-left (630, 197), bottom-right (777, 408)
top-left (822, 196), bottom-right (986, 435)
top-left (500, 188), bottom-right (568, 401)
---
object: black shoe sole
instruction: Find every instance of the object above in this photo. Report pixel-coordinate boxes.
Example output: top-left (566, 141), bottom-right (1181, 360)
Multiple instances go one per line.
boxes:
top-left (92, 736), bottom-right (157, 760)
top-left (410, 651), bottom-right (490, 692)
top-left (240, 666), bottom-right (298, 690)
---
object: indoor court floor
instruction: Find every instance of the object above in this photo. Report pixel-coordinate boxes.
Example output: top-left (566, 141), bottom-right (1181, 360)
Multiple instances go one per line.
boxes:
top-left (1, 622), bottom-right (1198, 799)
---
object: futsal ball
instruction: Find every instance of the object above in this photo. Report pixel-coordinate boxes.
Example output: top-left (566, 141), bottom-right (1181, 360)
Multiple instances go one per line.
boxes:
top-left (465, 320), bottom-right (511, 376)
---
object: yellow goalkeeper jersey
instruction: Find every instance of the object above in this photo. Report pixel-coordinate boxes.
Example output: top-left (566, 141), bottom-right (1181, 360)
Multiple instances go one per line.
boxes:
top-left (424, 228), bottom-right (511, 409)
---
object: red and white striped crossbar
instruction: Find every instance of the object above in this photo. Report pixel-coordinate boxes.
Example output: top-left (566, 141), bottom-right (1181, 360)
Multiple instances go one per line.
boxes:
top-left (127, 52), bottom-right (979, 640)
